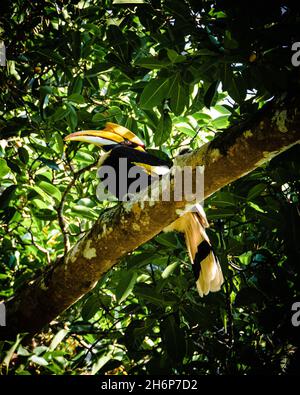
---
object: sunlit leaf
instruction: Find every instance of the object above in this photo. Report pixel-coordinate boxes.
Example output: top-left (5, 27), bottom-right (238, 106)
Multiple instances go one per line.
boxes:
top-left (0, 158), bottom-right (10, 178)
top-left (38, 181), bottom-right (62, 203)
top-left (140, 79), bottom-right (171, 109)
top-left (49, 329), bottom-right (69, 351)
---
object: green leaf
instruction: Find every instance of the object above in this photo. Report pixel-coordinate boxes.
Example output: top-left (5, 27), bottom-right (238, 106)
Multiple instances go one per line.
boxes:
top-left (224, 30), bottom-right (239, 49)
top-left (139, 79), bottom-right (171, 109)
top-left (115, 271), bottom-right (138, 303)
top-left (143, 109), bottom-right (159, 129)
top-left (239, 251), bottom-right (252, 265)
top-left (247, 183), bottom-right (267, 201)
top-left (52, 105), bottom-right (71, 122)
top-left (71, 30), bottom-right (81, 60)
top-left (17, 345), bottom-right (30, 357)
top-left (71, 205), bottom-right (98, 220)
top-left (204, 80), bottom-right (219, 109)
top-left (66, 103), bottom-right (78, 130)
top-left (181, 304), bottom-right (211, 327)
top-left (248, 201), bottom-right (265, 213)
top-left (33, 345), bottom-right (48, 356)
top-left (31, 186), bottom-right (52, 204)
top-left (197, 49), bottom-right (219, 56)
top-left (222, 67), bottom-right (247, 103)
top-left (205, 207), bottom-right (236, 219)
top-left (31, 198), bottom-right (49, 210)
top-left (126, 252), bottom-right (158, 270)
top-left (40, 85), bottom-right (53, 97)
top-left (167, 49), bottom-right (185, 63)
top-left (36, 49), bottom-right (64, 65)
top-left (92, 352), bottom-right (112, 375)
top-left (33, 208), bottom-right (57, 220)
top-left (146, 149), bottom-right (172, 166)
top-left (39, 158), bottom-right (60, 171)
top-left (92, 106), bottom-right (122, 122)
top-left (162, 262), bottom-right (179, 279)
top-left (113, 0), bottom-right (145, 4)
top-left (38, 181), bottom-right (62, 203)
top-left (135, 285), bottom-right (167, 306)
top-left (211, 115), bottom-right (229, 129)
top-left (29, 355), bottom-right (49, 366)
top-left (161, 316), bottom-right (186, 362)
top-left (68, 93), bottom-right (85, 104)
top-left (49, 329), bottom-right (68, 351)
top-left (154, 112), bottom-right (172, 146)
top-left (76, 198), bottom-right (95, 207)
top-left (70, 75), bottom-right (83, 95)
top-left (0, 185), bottom-right (17, 209)
top-left (0, 158), bottom-right (10, 178)
top-left (135, 57), bottom-right (171, 69)
top-left (54, 133), bottom-right (65, 155)
top-left (27, 139), bottom-right (54, 154)
top-left (155, 232), bottom-right (178, 248)
top-left (74, 151), bottom-right (95, 162)
top-left (212, 191), bottom-right (237, 206)
top-left (85, 63), bottom-right (112, 77)
top-left (169, 75), bottom-right (189, 116)
top-left (18, 147), bottom-right (29, 164)
top-left (82, 294), bottom-right (100, 321)
top-left (192, 113), bottom-right (212, 121)
top-left (230, 74), bottom-right (247, 103)
top-left (3, 335), bottom-right (23, 372)
top-left (175, 125), bottom-right (195, 137)
top-left (214, 104), bottom-right (232, 115)
top-left (124, 320), bottom-right (149, 351)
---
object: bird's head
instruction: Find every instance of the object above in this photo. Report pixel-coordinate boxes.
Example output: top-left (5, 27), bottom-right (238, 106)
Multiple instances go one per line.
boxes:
top-left (64, 122), bottom-right (145, 151)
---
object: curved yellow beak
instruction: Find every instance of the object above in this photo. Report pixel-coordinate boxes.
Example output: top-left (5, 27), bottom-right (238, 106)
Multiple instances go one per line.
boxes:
top-left (64, 122), bottom-right (145, 150)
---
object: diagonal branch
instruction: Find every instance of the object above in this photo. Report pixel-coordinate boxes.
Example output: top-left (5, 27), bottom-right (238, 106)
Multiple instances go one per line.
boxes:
top-left (1, 96), bottom-right (300, 339)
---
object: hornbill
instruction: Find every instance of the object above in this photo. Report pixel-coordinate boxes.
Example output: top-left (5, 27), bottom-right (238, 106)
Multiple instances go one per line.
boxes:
top-left (65, 122), bottom-right (223, 297)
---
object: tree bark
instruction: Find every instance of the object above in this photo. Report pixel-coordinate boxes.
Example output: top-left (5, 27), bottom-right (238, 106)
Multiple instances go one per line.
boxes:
top-left (1, 96), bottom-right (300, 339)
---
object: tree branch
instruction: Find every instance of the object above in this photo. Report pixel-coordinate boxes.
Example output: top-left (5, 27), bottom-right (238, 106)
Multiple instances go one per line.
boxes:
top-left (1, 96), bottom-right (300, 339)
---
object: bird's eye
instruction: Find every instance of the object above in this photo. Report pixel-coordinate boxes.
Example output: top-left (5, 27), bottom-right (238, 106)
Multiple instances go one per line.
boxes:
top-left (124, 139), bottom-right (133, 146)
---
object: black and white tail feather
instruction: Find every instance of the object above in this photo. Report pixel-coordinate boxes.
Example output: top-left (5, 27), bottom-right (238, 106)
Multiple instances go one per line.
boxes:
top-left (164, 204), bottom-right (223, 297)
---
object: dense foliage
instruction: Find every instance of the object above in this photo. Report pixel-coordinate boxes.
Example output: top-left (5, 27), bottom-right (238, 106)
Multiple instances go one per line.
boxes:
top-left (0, 0), bottom-right (299, 375)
